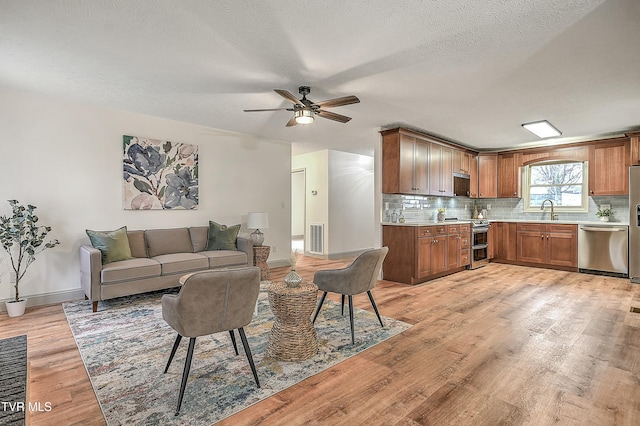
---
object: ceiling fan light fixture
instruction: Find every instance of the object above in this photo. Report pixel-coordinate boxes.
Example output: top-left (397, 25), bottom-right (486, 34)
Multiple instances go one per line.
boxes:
top-left (522, 120), bottom-right (562, 138)
top-left (294, 109), bottom-right (314, 124)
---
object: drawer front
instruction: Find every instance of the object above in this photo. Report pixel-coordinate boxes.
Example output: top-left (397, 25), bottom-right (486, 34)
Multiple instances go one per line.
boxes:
top-left (459, 224), bottom-right (470, 234)
top-left (447, 224), bottom-right (460, 234)
top-left (417, 227), bottom-right (433, 237)
top-left (547, 224), bottom-right (577, 234)
top-left (461, 235), bottom-right (470, 248)
top-left (461, 248), bottom-right (470, 266)
top-left (434, 225), bottom-right (448, 236)
top-left (517, 223), bottom-right (544, 233)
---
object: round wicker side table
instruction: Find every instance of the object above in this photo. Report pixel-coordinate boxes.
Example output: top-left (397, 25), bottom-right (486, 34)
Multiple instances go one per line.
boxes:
top-left (267, 281), bottom-right (319, 361)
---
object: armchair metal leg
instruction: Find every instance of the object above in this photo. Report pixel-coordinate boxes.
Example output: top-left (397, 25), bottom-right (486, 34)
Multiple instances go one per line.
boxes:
top-left (348, 295), bottom-right (355, 344)
top-left (229, 330), bottom-right (239, 355)
top-left (175, 337), bottom-right (196, 416)
top-left (238, 327), bottom-right (260, 388)
top-left (164, 334), bottom-right (182, 373)
top-left (341, 294), bottom-right (346, 315)
top-left (312, 291), bottom-right (328, 323)
top-left (367, 291), bottom-right (384, 328)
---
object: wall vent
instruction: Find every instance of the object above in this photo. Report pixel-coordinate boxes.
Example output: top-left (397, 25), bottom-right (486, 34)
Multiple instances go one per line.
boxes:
top-left (309, 223), bottom-right (324, 254)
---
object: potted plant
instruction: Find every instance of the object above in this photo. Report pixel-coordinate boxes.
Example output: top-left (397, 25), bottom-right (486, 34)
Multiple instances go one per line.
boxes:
top-left (437, 207), bottom-right (446, 222)
top-left (595, 207), bottom-right (614, 222)
top-left (0, 200), bottom-right (60, 317)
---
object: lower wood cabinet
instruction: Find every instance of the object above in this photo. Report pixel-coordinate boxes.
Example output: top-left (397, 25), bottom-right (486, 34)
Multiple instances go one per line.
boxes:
top-left (383, 224), bottom-right (469, 285)
top-left (516, 223), bottom-right (577, 269)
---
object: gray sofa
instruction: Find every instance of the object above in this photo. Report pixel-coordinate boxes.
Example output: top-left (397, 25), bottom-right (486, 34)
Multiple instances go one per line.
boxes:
top-left (80, 226), bottom-right (253, 312)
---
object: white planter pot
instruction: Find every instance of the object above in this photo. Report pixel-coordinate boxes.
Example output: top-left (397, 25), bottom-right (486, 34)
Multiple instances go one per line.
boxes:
top-left (600, 216), bottom-right (610, 222)
top-left (6, 299), bottom-right (27, 317)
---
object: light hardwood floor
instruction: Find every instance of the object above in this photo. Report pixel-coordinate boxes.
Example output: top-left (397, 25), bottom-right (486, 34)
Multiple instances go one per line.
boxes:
top-left (2, 258), bottom-right (640, 425)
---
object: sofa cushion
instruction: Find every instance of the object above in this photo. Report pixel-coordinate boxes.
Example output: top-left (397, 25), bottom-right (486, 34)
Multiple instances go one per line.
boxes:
top-left (153, 253), bottom-right (209, 275)
top-left (206, 221), bottom-right (240, 251)
top-left (145, 228), bottom-right (193, 257)
top-left (189, 226), bottom-right (209, 252)
top-left (101, 258), bottom-right (161, 283)
top-left (86, 226), bottom-right (133, 264)
top-left (127, 230), bottom-right (148, 258)
top-left (200, 250), bottom-right (248, 268)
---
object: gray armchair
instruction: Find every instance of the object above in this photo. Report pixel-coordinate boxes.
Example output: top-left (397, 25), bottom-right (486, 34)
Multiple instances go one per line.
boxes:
top-left (162, 267), bottom-right (261, 416)
top-left (312, 247), bottom-right (389, 344)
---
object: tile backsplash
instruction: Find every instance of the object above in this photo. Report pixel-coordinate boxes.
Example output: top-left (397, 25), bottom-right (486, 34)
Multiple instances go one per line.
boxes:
top-left (382, 194), bottom-right (629, 223)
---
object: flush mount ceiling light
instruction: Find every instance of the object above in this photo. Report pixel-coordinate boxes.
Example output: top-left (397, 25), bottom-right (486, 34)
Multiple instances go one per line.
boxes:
top-left (522, 120), bottom-right (562, 138)
top-left (294, 108), bottom-right (314, 124)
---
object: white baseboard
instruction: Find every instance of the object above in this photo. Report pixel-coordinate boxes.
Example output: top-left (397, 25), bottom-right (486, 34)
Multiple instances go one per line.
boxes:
top-left (0, 289), bottom-right (85, 312)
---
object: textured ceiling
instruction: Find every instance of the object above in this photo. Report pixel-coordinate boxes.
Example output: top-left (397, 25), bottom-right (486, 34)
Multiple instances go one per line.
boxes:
top-left (1, 0), bottom-right (639, 156)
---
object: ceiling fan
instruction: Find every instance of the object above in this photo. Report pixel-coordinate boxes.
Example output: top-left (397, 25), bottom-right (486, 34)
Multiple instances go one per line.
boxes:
top-left (243, 86), bottom-right (360, 127)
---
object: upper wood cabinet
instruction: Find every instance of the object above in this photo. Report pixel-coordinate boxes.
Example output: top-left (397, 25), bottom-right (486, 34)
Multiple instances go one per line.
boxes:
top-left (588, 140), bottom-right (630, 196)
top-left (469, 154), bottom-right (478, 198)
top-left (382, 130), bottom-right (429, 195)
top-left (429, 144), bottom-right (453, 196)
top-left (478, 154), bottom-right (497, 198)
top-left (497, 153), bottom-right (520, 198)
top-left (628, 132), bottom-right (640, 166)
top-left (453, 150), bottom-right (472, 175)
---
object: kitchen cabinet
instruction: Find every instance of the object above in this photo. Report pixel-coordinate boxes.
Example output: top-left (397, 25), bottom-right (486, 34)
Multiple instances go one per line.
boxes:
top-left (478, 154), bottom-right (497, 198)
top-left (382, 130), bottom-right (429, 195)
top-left (453, 150), bottom-right (472, 175)
top-left (588, 140), bottom-right (630, 196)
top-left (429, 144), bottom-right (453, 196)
top-left (460, 224), bottom-right (470, 266)
top-left (630, 132), bottom-right (640, 165)
top-left (497, 153), bottom-right (520, 198)
top-left (516, 223), bottom-right (577, 268)
top-left (383, 224), bottom-right (468, 285)
top-left (493, 222), bottom-right (517, 262)
top-left (469, 154), bottom-right (478, 198)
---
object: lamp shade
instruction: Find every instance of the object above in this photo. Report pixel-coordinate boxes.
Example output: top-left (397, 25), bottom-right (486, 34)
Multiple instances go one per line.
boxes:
top-left (247, 212), bottom-right (269, 229)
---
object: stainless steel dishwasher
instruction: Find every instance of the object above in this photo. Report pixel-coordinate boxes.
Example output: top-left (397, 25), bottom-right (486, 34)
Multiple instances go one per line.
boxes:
top-left (578, 225), bottom-right (628, 276)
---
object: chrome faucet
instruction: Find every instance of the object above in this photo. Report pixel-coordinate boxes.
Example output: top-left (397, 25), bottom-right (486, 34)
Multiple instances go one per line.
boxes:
top-left (540, 199), bottom-right (557, 221)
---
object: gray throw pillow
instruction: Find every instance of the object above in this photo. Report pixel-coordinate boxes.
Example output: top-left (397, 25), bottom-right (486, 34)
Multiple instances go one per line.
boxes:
top-left (206, 221), bottom-right (240, 250)
top-left (86, 226), bottom-right (133, 264)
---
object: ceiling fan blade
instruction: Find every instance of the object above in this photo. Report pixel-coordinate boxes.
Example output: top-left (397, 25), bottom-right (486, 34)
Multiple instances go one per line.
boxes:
top-left (274, 89), bottom-right (302, 105)
top-left (243, 108), bottom-right (291, 112)
top-left (285, 115), bottom-right (297, 127)
top-left (317, 109), bottom-right (352, 123)
top-left (315, 95), bottom-right (360, 108)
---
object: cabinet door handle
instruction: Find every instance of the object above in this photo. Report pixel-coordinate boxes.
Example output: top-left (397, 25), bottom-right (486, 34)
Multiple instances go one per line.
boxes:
top-left (541, 235), bottom-right (544, 238)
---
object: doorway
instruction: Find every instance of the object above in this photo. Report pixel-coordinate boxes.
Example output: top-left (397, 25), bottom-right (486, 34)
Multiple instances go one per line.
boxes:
top-left (291, 169), bottom-right (306, 253)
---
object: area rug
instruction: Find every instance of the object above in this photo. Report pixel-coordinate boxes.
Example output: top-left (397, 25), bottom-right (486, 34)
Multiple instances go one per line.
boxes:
top-left (0, 334), bottom-right (27, 425)
top-left (63, 285), bottom-right (411, 425)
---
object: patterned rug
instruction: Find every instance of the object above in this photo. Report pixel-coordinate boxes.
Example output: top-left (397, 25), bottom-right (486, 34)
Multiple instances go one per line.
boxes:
top-left (63, 284), bottom-right (411, 425)
top-left (0, 334), bottom-right (27, 425)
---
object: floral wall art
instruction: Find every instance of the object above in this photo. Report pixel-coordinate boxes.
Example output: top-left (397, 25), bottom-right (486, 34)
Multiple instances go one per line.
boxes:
top-left (123, 135), bottom-right (198, 210)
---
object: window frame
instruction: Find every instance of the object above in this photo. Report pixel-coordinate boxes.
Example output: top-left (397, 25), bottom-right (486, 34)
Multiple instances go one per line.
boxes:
top-left (522, 159), bottom-right (589, 213)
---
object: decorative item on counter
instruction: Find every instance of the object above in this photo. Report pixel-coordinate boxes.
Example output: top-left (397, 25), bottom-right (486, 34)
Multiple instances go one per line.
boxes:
top-left (481, 209), bottom-right (488, 219)
top-left (398, 209), bottom-right (405, 223)
top-left (437, 207), bottom-right (446, 222)
top-left (473, 205), bottom-right (479, 219)
top-left (596, 207), bottom-right (613, 222)
top-left (284, 249), bottom-right (303, 288)
top-left (390, 209), bottom-right (398, 223)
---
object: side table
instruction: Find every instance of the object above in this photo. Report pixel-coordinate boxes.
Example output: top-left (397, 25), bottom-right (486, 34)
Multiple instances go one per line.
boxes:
top-left (267, 281), bottom-right (318, 361)
top-left (253, 245), bottom-right (270, 280)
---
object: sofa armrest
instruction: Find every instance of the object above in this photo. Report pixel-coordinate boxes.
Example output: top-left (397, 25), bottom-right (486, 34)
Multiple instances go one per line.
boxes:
top-left (236, 237), bottom-right (254, 266)
top-left (80, 245), bottom-right (102, 310)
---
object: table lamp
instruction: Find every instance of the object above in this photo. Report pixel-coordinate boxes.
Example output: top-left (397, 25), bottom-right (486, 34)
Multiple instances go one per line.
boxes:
top-left (247, 212), bottom-right (269, 246)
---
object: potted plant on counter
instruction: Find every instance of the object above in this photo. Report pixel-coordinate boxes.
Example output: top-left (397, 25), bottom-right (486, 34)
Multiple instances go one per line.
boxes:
top-left (437, 207), bottom-right (446, 222)
top-left (0, 200), bottom-right (60, 317)
top-left (596, 207), bottom-right (614, 222)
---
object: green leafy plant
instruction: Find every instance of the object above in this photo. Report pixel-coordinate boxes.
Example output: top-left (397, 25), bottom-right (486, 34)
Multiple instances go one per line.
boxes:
top-left (437, 207), bottom-right (446, 213)
top-left (0, 200), bottom-right (60, 302)
top-left (595, 207), bottom-right (613, 218)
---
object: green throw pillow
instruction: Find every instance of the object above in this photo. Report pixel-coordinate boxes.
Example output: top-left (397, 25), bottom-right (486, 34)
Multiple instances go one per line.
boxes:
top-left (86, 226), bottom-right (133, 264)
top-left (206, 221), bottom-right (240, 250)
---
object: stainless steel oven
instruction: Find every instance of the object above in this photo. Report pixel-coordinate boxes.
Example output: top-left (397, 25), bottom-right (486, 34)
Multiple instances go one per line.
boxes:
top-left (470, 220), bottom-right (490, 269)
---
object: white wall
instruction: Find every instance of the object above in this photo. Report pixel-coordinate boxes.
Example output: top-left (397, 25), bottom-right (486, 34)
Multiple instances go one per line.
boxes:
top-left (291, 170), bottom-right (305, 237)
top-left (0, 86), bottom-right (292, 306)
top-left (292, 149), bottom-right (374, 256)
top-left (328, 150), bottom-right (375, 254)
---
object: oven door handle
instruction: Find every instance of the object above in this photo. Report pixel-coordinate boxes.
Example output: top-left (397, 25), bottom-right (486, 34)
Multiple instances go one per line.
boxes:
top-left (472, 227), bottom-right (489, 234)
top-left (472, 243), bottom-right (488, 250)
